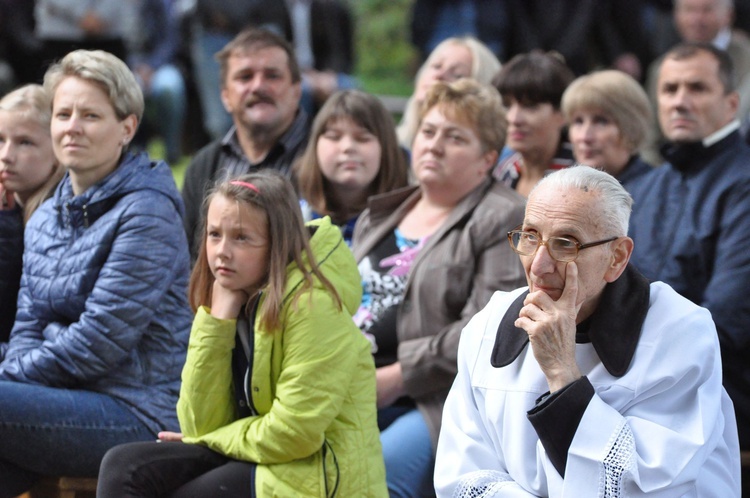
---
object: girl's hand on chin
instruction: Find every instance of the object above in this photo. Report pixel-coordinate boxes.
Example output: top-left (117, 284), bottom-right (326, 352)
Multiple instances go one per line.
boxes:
top-left (209, 280), bottom-right (249, 320)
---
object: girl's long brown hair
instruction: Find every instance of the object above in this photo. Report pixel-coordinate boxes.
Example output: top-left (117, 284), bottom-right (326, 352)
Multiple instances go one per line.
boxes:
top-left (188, 171), bottom-right (342, 331)
top-left (294, 89), bottom-right (408, 224)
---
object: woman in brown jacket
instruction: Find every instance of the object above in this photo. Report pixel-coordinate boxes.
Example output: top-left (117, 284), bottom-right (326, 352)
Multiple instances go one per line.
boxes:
top-left (352, 79), bottom-right (527, 498)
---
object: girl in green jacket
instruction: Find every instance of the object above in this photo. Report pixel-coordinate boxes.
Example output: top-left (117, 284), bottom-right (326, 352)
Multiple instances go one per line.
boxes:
top-left (97, 171), bottom-right (387, 497)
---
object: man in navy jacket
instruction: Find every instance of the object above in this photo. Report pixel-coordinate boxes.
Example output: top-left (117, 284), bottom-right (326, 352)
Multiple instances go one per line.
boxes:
top-left (628, 41), bottom-right (750, 495)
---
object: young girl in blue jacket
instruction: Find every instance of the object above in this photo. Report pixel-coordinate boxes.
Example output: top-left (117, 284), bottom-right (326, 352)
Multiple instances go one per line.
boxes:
top-left (98, 171), bottom-right (387, 497)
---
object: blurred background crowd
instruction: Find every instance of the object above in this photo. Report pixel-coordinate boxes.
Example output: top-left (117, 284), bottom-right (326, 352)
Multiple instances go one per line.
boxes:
top-left (4, 0), bottom-right (746, 173)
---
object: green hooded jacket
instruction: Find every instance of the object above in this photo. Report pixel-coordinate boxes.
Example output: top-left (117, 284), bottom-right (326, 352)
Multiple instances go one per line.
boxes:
top-left (178, 217), bottom-right (387, 497)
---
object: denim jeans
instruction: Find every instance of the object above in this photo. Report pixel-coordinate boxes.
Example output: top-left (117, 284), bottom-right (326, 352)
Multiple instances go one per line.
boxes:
top-left (147, 64), bottom-right (187, 164)
top-left (0, 381), bottom-right (154, 498)
top-left (190, 25), bottom-right (233, 140)
top-left (379, 407), bottom-right (435, 498)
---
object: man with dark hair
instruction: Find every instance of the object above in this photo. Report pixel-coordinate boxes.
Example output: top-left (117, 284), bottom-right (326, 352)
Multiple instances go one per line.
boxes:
top-left (628, 41), bottom-right (750, 496)
top-left (181, 28), bottom-right (310, 260)
top-left (642, 0), bottom-right (750, 164)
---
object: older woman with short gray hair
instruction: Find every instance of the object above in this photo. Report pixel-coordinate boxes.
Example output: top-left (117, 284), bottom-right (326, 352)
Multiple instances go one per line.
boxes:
top-left (562, 69), bottom-right (654, 188)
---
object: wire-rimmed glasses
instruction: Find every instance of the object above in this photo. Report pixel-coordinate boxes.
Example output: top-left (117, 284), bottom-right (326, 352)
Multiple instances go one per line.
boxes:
top-left (507, 228), bottom-right (618, 262)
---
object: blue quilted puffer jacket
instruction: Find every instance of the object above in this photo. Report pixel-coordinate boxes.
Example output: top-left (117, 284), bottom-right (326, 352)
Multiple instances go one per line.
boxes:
top-left (0, 152), bottom-right (193, 435)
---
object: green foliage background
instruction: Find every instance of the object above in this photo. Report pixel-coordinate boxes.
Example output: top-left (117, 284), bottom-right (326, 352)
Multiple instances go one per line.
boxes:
top-left (352, 0), bottom-right (417, 96)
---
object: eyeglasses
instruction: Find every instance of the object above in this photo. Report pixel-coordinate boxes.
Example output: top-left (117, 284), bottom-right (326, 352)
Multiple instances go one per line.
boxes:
top-left (507, 228), bottom-right (618, 262)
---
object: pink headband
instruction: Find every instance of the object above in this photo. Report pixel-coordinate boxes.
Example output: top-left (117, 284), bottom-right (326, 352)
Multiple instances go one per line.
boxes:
top-left (230, 180), bottom-right (260, 194)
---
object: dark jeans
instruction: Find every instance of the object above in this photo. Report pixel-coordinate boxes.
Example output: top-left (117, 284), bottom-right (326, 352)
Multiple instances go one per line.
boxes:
top-left (97, 441), bottom-right (255, 497)
top-left (0, 381), bottom-right (154, 498)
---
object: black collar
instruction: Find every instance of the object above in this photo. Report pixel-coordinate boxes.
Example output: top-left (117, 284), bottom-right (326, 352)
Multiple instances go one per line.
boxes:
top-left (490, 265), bottom-right (650, 377)
top-left (660, 130), bottom-right (740, 174)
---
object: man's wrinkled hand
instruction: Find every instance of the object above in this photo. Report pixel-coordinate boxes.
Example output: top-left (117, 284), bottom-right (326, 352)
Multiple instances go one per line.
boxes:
top-left (515, 262), bottom-right (582, 392)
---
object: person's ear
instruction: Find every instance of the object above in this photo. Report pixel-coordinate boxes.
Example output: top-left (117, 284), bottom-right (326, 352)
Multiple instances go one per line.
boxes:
top-left (120, 114), bottom-right (138, 146)
top-left (726, 91), bottom-right (740, 121)
top-left (480, 149), bottom-right (499, 176)
top-left (604, 236), bottom-right (633, 283)
top-left (220, 86), bottom-right (232, 113)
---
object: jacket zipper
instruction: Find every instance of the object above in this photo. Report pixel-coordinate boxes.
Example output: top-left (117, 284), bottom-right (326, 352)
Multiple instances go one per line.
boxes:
top-left (246, 294), bottom-right (261, 498)
top-left (244, 292), bottom-right (261, 416)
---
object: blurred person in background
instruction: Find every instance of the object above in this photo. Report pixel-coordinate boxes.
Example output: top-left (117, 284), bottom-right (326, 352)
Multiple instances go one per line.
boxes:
top-left (409, 0), bottom-right (509, 61)
top-left (396, 36), bottom-right (501, 151)
top-left (181, 28), bottom-right (310, 261)
top-left (34, 0), bottom-right (135, 65)
top-left (294, 89), bottom-right (409, 245)
top-left (0, 84), bottom-right (64, 344)
top-left (128, 0), bottom-right (187, 166)
top-left (562, 69), bottom-right (654, 189)
top-left (643, 0), bottom-right (750, 164)
top-left (492, 51), bottom-right (575, 197)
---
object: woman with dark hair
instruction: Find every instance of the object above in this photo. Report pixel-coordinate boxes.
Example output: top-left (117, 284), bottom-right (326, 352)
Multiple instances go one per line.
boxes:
top-left (492, 51), bottom-right (575, 197)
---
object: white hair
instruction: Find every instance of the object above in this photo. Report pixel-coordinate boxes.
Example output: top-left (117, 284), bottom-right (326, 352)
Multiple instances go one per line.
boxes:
top-left (531, 165), bottom-right (633, 236)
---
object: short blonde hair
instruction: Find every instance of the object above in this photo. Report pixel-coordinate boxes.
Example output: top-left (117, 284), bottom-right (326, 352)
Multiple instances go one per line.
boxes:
top-left (43, 49), bottom-right (144, 123)
top-left (397, 37), bottom-right (501, 147)
top-left (0, 84), bottom-right (64, 222)
top-left (419, 78), bottom-right (507, 155)
top-left (0, 84), bottom-right (51, 130)
top-left (562, 70), bottom-right (652, 152)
